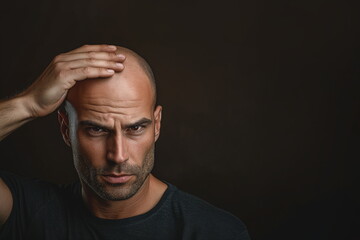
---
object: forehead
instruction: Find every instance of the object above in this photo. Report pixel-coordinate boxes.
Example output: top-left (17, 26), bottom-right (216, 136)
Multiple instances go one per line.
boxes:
top-left (66, 62), bottom-right (154, 121)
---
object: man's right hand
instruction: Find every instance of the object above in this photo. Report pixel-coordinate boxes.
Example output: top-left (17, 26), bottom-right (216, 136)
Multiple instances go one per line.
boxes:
top-left (0, 44), bottom-right (125, 141)
top-left (21, 44), bottom-right (125, 118)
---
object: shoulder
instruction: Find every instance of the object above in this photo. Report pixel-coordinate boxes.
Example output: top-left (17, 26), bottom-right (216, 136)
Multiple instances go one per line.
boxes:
top-left (0, 171), bottom-right (78, 216)
top-left (0, 171), bottom-right (80, 239)
top-left (0, 171), bottom-right (57, 199)
top-left (166, 183), bottom-right (250, 239)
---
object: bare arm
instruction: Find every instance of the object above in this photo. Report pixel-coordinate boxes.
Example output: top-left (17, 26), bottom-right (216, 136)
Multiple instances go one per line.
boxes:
top-left (0, 179), bottom-right (12, 226)
top-left (0, 96), bottom-right (35, 141)
top-left (0, 44), bottom-right (125, 225)
top-left (0, 44), bottom-right (125, 140)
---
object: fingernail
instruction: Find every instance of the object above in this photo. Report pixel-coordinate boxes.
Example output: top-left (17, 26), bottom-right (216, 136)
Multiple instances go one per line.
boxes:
top-left (107, 69), bottom-right (115, 73)
top-left (108, 45), bottom-right (117, 50)
top-left (116, 54), bottom-right (125, 59)
top-left (116, 63), bottom-right (123, 67)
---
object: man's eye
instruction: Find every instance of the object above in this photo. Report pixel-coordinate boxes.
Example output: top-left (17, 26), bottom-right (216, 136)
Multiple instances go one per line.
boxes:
top-left (131, 126), bottom-right (141, 131)
top-left (126, 125), bottom-right (145, 135)
top-left (87, 127), bottom-right (107, 136)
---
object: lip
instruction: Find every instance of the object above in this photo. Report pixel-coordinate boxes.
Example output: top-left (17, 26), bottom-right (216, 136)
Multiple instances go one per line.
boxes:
top-left (101, 174), bottom-right (133, 184)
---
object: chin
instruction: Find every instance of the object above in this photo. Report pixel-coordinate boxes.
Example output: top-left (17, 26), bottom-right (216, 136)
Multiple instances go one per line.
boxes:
top-left (101, 188), bottom-right (138, 201)
top-left (94, 181), bottom-right (140, 201)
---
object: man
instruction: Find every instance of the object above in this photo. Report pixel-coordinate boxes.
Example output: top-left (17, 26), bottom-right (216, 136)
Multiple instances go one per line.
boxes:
top-left (0, 44), bottom-right (250, 239)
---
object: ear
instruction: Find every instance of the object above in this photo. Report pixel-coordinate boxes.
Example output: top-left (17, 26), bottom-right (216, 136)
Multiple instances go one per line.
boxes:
top-left (57, 110), bottom-right (71, 147)
top-left (153, 105), bottom-right (162, 142)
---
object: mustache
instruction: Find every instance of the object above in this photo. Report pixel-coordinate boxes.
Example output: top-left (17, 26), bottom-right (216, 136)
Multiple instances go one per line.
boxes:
top-left (95, 162), bottom-right (142, 175)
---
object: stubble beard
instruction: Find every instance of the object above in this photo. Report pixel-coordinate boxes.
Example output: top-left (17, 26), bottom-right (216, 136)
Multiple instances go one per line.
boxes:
top-left (74, 145), bottom-right (155, 201)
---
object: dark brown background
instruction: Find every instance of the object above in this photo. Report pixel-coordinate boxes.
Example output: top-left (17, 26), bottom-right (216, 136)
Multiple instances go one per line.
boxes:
top-left (0, 0), bottom-right (359, 239)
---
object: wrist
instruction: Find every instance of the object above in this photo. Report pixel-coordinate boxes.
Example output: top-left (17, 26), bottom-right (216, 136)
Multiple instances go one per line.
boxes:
top-left (13, 94), bottom-right (37, 120)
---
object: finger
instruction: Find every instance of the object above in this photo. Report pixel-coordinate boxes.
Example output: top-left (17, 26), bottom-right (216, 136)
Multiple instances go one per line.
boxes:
top-left (68, 44), bottom-right (117, 54)
top-left (69, 67), bottom-right (117, 82)
top-left (64, 59), bottom-right (124, 72)
top-left (55, 51), bottom-right (125, 63)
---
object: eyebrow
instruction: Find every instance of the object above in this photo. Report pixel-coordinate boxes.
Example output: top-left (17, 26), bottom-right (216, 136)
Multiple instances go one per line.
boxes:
top-left (79, 118), bottom-right (152, 130)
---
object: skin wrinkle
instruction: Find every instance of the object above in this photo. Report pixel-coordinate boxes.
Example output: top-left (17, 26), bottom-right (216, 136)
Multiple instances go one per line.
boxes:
top-left (82, 103), bottom-right (143, 114)
top-left (77, 103), bottom-right (147, 129)
top-left (82, 107), bottom-right (131, 116)
top-left (79, 118), bottom-right (153, 132)
top-left (73, 98), bottom-right (147, 127)
top-left (81, 97), bottom-right (143, 106)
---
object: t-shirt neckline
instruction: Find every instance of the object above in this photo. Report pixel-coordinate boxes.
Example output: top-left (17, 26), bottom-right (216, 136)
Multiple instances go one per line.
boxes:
top-left (76, 181), bottom-right (176, 226)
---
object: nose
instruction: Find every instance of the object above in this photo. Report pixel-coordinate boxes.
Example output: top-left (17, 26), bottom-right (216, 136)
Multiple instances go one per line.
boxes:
top-left (106, 133), bottom-right (129, 163)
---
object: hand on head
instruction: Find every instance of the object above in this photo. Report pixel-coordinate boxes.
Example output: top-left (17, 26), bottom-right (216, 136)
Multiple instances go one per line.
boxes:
top-left (21, 44), bottom-right (126, 118)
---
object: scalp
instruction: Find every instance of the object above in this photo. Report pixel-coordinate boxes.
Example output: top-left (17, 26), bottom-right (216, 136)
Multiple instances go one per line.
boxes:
top-left (66, 46), bottom-right (157, 109)
top-left (115, 46), bottom-right (156, 103)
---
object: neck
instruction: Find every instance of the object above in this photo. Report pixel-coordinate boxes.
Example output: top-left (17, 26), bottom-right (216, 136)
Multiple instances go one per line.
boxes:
top-left (81, 174), bottom-right (167, 219)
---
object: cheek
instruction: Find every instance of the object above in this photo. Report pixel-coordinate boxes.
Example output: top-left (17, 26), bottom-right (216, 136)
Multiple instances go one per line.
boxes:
top-left (128, 133), bottom-right (155, 162)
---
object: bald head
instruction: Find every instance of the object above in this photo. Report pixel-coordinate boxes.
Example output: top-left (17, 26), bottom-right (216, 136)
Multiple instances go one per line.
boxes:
top-left (114, 46), bottom-right (156, 105)
top-left (66, 46), bottom-right (157, 109)
top-left (116, 47), bottom-right (155, 88)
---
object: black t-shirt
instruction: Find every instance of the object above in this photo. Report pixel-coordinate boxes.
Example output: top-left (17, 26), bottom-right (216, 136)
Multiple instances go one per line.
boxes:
top-left (0, 172), bottom-right (250, 240)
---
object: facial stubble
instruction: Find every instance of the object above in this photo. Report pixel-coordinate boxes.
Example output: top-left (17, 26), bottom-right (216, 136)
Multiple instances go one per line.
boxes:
top-left (74, 145), bottom-right (155, 201)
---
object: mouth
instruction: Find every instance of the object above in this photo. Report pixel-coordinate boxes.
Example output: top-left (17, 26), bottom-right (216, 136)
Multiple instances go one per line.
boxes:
top-left (101, 173), bottom-right (133, 184)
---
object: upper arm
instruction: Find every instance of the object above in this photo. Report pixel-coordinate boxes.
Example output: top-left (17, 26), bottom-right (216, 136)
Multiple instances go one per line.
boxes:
top-left (0, 178), bottom-right (13, 226)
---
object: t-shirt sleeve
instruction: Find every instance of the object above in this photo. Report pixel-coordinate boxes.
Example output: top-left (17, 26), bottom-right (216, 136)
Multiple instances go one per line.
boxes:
top-left (238, 228), bottom-right (252, 240)
top-left (173, 189), bottom-right (251, 240)
top-left (197, 208), bottom-right (251, 240)
top-left (0, 171), bottom-right (54, 239)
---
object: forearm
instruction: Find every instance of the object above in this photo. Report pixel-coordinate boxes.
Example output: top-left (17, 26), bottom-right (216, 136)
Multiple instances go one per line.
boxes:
top-left (0, 45), bottom-right (124, 141)
top-left (0, 95), bottom-right (34, 141)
